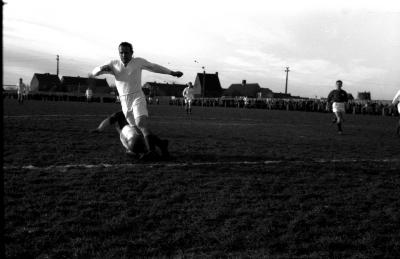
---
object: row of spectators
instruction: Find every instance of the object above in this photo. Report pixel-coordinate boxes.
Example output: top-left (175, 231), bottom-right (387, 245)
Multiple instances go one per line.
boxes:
top-left (3, 92), bottom-right (117, 103)
top-left (3, 91), bottom-right (398, 116)
top-left (169, 97), bottom-right (399, 116)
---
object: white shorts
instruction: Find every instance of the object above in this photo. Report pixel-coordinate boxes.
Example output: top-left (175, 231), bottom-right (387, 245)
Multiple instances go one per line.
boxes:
top-left (332, 102), bottom-right (345, 113)
top-left (119, 92), bottom-right (148, 126)
top-left (184, 97), bottom-right (193, 104)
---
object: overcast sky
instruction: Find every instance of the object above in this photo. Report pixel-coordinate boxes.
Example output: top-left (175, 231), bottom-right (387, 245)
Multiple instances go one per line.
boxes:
top-left (3, 0), bottom-right (400, 99)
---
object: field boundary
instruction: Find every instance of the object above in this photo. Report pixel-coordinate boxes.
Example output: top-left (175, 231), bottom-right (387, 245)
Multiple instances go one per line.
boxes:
top-left (3, 158), bottom-right (399, 171)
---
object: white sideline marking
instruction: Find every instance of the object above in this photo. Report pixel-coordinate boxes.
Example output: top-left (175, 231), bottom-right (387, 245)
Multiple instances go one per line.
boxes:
top-left (3, 159), bottom-right (399, 171)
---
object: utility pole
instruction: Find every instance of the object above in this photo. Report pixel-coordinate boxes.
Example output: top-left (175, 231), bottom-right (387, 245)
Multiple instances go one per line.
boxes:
top-left (284, 67), bottom-right (290, 94)
top-left (56, 55), bottom-right (59, 76)
top-left (202, 66), bottom-right (206, 99)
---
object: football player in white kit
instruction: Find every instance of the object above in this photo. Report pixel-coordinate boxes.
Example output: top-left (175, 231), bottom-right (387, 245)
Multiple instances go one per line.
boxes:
top-left (392, 89), bottom-right (400, 136)
top-left (327, 80), bottom-right (348, 134)
top-left (89, 42), bottom-right (182, 160)
top-left (182, 82), bottom-right (195, 114)
top-left (17, 78), bottom-right (26, 104)
top-left (90, 111), bottom-right (170, 159)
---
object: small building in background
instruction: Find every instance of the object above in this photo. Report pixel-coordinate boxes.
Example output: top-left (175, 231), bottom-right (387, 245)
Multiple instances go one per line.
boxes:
top-left (224, 80), bottom-right (273, 98)
top-left (142, 82), bottom-right (187, 97)
top-left (357, 91), bottom-right (371, 101)
top-left (193, 72), bottom-right (223, 97)
top-left (30, 73), bottom-right (62, 92)
top-left (60, 76), bottom-right (110, 94)
top-left (30, 73), bottom-right (110, 94)
top-left (272, 92), bottom-right (294, 99)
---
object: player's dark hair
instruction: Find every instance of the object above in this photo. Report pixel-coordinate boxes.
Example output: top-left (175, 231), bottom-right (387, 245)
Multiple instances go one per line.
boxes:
top-left (336, 80), bottom-right (343, 84)
top-left (119, 42), bottom-right (133, 52)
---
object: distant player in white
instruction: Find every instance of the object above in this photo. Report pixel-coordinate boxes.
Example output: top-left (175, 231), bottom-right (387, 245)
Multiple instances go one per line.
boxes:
top-left (17, 78), bottom-right (25, 104)
top-left (327, 80), bottom-right (348, 134)
top-left (392, 89), bottom-right (400, 136)
top-left (89, 42), bottom-right (183, 160)
top-left (90, 111), bottom-right (170, 158)
top-left (243, 96), bottom-right (249, 108)
top-left (182, 82), bottom-right (195, 114)
top-left (85, 87), bottom-right (93, 102)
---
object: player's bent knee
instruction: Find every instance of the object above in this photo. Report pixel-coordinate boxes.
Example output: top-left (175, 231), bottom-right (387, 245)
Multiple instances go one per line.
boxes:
top-left (135, 115), bottom-right (149, 129)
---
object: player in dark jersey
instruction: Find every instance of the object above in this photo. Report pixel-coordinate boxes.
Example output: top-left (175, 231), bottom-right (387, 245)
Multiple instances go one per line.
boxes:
top-left (327, 80), bottom-right (348, 134)
top-left (90, 111), bottom-right (170, 159)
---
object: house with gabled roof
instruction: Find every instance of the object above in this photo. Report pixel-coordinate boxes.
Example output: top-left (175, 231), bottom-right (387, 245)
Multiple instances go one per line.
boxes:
top-left (142, 82), bottom-right (187, 97)
top-left (30, 73), bottom-right (62, 92)
top-left (60, 76), bottom-right (110, 94)
top-left (224, 80), bottom-right (273, 98)
top-left (194, 72), bottom-right (223, 97)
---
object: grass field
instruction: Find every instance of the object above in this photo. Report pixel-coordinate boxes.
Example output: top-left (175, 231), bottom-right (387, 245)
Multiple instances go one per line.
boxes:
top-left (3, 99), bottom-right (400, 258)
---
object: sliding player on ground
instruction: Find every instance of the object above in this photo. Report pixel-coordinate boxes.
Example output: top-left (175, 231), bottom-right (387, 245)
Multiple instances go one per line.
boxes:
top-left (90, 111), bottom-right (170, 159)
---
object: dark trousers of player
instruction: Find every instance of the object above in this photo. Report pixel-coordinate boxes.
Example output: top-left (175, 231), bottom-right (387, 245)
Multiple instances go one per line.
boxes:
top-left (337, 122), bottom-right (343, 132)
top-left (143, 134), bottom-right (169, 159)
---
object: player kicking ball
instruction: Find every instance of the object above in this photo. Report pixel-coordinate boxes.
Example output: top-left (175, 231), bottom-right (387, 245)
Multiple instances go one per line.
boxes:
top-left (392, 89), bottom-right (400, 136)
top-left (90, 111), bottom-right (170, 159)
top-left (89, 42), bottom-right (183, 161)
top-left (182, 82), bottom-right (195, 114)
top-left (327, 80), bottom-right (348, 134)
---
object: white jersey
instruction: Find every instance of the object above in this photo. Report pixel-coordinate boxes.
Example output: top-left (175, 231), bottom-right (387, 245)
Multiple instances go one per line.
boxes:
top-left (183, 87), bottom-right (195, 100)
top-left (85, 88), bottom-right (93, 98)
top-left (92, 57), bottom-right (172, 96)
top-left (17, 81), bottom-right (25, 94)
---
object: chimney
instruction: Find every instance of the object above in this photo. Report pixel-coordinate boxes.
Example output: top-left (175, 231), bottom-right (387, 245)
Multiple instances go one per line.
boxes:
top-left (242, 80), bottom-right (246, 86)
top-left (215, 72), bottom-right (218, 76)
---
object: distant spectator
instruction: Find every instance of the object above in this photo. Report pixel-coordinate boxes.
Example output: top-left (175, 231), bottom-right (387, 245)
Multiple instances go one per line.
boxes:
top-left (17, 78), bottom-right (26, 104)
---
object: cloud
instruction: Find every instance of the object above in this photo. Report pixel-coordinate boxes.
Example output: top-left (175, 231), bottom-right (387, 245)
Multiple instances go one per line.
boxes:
top-left (3, 0), bottom-right (400, 100)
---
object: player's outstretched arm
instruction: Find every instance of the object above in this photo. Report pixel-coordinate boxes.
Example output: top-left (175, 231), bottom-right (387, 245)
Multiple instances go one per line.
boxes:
top-left (141, 58), bottom-right (183, 77)
top-left (90, 117), bottom-right (112, 133)
top-left (170, 71), bottom-right (183, 78)
top-left (89, 65), bottom-right (113, 78)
